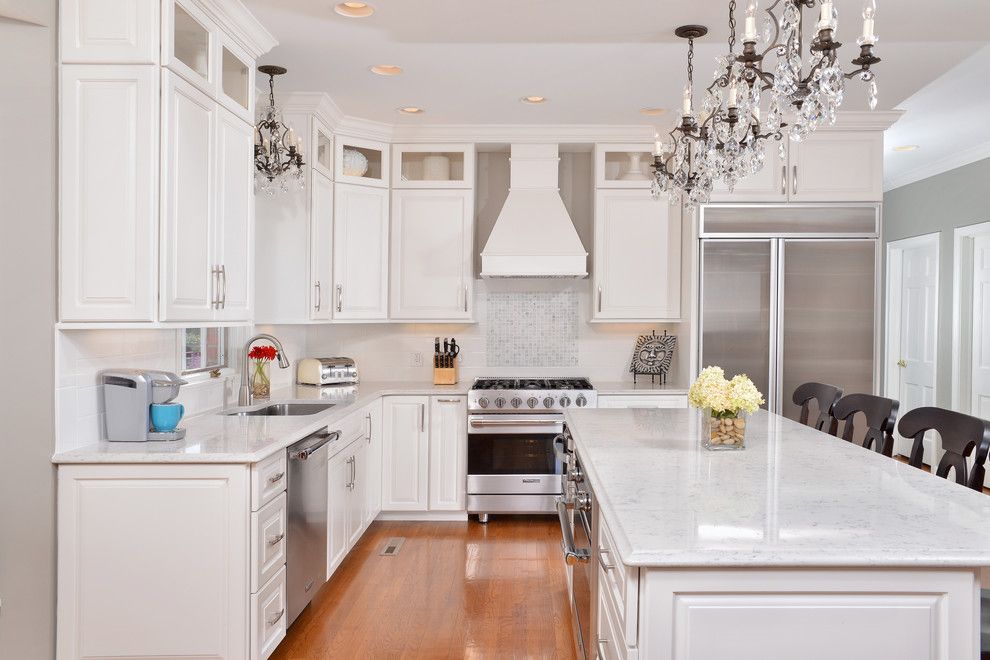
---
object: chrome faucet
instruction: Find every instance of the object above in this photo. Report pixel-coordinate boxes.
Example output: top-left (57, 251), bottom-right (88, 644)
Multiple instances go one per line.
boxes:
top-left (239, 333), bottom-right (291, 406)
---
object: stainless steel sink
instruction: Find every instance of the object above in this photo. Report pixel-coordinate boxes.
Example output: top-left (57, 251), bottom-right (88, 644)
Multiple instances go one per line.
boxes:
top-left (223, 403), bottom-right (335, 417)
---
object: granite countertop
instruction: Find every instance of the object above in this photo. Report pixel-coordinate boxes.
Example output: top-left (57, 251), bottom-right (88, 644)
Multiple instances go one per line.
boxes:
top-left (564, 407), bottom-right (990, 568)
top-left (52, 381), bottom-right (469, 466)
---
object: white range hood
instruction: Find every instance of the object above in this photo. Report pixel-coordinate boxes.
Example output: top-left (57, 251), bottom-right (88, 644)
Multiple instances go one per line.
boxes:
top-left (481, 144), bottom-right (588, 278)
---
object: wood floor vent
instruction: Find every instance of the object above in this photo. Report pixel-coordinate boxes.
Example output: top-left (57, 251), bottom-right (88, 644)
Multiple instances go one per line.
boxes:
top-left (379, 537), bottom-right (406, 556)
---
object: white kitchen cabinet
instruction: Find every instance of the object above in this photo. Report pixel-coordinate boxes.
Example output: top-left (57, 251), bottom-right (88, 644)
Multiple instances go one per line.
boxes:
top-left (59, 64), bottom-right (159, 322)
top-left (251, 566), bottom-right (287, 660)
top-left (326, 443), bottom-right (352, 577)
top-left (382, 396), bottom-right (430, 512)
top-left (390, 189), bottom-right (474, 321)
top-left (335, 135), bottom-right (389, 188)
top-left (392, 143), bottom-right (475, 189)
top-left (214, 107), bottom-right (254, 321)
top-left (57, 464), bottom-right (250, 660)
top-left (312, 120), bottom-right (334, 179)
top-left (162, 0), bottom-right (218, 98)
top-left (429, 396), bottom-right (467, 511)
top-left (594, 143), bottom-right (654, 189)
top-left (364, 400), bottom-right (383, 524)
top-left (789, 130), bottom-right (884, 202)
top-left (348, 440), bottom-right (370, 547)
top-left (593, 189), bottom-right (681, 321)
top-left (160, 70), bottom-right (217, 321)
top-left (708, 142), bottom-right (788, 202)
top-left (218, 35), bottom-right (253, 123)
top-left (310, 172), bottom-right (334, 320)
top-left (597, 394), bottom-right (688, 409)
top-left (333, 182), bottom-right (390, 320)
top-left (61, 0), bottom-right (160, 64)
top-left (327, 427), bottom-right (374, 578)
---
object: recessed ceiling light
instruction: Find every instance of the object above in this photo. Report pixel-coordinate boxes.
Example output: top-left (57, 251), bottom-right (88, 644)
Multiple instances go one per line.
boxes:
top-left (369, 65), bottom-right (402, 76)
top-left (397, 106), bottom-right (424, 115)
top-left (521, 96), bottom-right (547, 104)
top-left (893, 145), bottom-right (920, 152)
top-left (640, 107), bottom-right (667, 116)
top-left (334, 2), bottom-right (374, 17)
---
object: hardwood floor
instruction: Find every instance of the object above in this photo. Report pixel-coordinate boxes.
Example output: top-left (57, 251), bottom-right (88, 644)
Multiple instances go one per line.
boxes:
top-left (272, 517), bottom-right (577, 659)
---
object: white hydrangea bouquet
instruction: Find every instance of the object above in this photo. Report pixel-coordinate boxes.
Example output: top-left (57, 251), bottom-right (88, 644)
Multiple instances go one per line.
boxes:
top-left (688, 366), bottom-right (764, 450)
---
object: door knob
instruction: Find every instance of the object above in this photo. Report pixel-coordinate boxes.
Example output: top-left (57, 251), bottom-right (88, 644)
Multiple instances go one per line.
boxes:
top-left (897, 359), bottom-right (907, 368)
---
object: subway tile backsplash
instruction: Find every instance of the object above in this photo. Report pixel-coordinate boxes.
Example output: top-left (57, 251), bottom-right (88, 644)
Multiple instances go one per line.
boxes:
top-left (486, 291), bottom-right (578, 367)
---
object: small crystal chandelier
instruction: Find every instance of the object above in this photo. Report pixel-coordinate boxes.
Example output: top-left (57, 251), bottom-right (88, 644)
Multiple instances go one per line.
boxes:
top-left (652, 26), bottom-right (717, 208)
top-left (255, 65), bottom-right (305, 195)
top-left (739, 0), bottom-right (881, 141)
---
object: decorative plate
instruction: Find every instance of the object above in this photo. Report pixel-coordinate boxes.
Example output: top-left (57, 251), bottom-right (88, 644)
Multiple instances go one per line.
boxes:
top-left (342, 148), bottom-right (369, 177)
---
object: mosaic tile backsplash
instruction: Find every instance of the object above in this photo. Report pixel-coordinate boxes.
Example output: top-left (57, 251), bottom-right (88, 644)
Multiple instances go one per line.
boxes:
top-left (487, 292), bottom-right (579, 367)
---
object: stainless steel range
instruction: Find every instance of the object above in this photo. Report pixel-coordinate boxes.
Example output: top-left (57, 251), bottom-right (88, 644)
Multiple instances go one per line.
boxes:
top-left (466, 377), bottom-right (597, 522)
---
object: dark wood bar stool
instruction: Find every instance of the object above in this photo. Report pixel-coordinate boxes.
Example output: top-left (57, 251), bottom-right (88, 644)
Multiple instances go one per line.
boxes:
top-left (831, 393), bottom-right (899, 456)
top-left (897, 406), bottom-right (990, 491)
top-left (792, 382), bottom-right (843, 435)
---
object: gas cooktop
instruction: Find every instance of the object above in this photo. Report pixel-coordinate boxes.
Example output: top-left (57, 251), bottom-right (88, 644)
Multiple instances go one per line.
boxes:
top-left (467, 377), bottom-right (596, 412)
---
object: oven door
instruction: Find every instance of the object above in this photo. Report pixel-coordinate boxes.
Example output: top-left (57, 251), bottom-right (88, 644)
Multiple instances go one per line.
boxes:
top-left (467, 414), bottom-right (564, 495)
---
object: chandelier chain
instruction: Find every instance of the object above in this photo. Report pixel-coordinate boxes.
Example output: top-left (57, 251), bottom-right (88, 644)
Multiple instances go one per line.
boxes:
top-left (687, 36), bottom-right (694, 86)
top-left (728, 0), bottom-right (737, 53)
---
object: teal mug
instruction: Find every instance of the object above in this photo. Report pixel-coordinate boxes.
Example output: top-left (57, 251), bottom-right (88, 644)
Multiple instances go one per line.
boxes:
top-left (150, 403), bottom-right (184, 432)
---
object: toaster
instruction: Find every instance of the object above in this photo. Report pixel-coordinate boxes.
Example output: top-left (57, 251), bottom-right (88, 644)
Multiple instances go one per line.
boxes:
top-left (296, 357), bottom-right (358, 386)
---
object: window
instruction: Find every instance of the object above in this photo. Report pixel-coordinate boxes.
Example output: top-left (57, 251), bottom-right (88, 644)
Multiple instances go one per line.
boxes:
top-left (182, 327), bottom-right (226, 374)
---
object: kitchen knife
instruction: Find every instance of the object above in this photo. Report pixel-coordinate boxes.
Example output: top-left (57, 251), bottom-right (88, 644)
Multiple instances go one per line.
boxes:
top-left (443, 339), bottom-right (450, 368)
top-left (434, 337), bottom-right (440, 368)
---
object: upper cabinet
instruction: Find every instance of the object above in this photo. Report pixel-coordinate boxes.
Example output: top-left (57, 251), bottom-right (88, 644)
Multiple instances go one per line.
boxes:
top-left (214, 106), bottom-right (255, 321)
top-left (595, 143), bottom-right (655, 189)
top-left (162, 0), bottom-right (216, 96)
top-left (335, 136), bottom-right (389, 188)
top-left (709, 129), bottom-right (883, 203)
top-left (392, 144), bottom-right (475, 189)
top-left (61, 0), bottom-right (160, 64)
top-left (333, 183), bottom-right (390, 320)
top-left (312, 121), bottom-right (334, 180)
top-left (218, 36), bottom-right (254, 122)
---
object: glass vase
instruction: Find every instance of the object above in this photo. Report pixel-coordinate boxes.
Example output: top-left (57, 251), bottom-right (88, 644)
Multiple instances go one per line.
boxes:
top-left (702, 409), bottom-right (747, 450)
top-left (251, 360), bottom-right (271, 400)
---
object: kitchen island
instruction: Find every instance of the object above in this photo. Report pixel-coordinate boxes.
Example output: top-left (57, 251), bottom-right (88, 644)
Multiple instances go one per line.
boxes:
top-left (563, 407), bottom-right (990, 660)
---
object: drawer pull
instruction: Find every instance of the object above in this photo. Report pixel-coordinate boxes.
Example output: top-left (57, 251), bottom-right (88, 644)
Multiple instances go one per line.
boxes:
top-left (598, 548), bottom-right (615, 571)
top-left (267, 608), bottom-right (285, 627)
top-left (267, 471), bottom-right (285, 484)
top-left (597, 638), bottom-right (609, 657)
top-left (267, 532), bottom-right (285, 546)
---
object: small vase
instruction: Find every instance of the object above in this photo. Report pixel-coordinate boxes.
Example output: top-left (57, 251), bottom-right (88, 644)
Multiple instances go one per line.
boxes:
top-left (251, 360), bottom-right (271, 400)
top-left (702, 409), bottom-right (747, 450)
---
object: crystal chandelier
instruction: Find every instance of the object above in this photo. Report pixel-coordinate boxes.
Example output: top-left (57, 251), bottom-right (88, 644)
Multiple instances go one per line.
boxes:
top-left (739, 0), bottom-right (881, 141)
top-left (651, 26), bottom-right (717, 208)
top-left (255, 65), bottom-right (305, 195)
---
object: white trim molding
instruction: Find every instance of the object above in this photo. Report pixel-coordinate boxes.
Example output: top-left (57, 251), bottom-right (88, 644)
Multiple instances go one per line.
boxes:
top-left (198, 0), bottom-right (277, 60)
top-left (884, 139), bottom-right (990, 192)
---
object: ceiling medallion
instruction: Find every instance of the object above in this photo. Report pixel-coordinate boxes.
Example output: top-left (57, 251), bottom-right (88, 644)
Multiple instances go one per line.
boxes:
top-left (254, 65), bottom-right (305, 195)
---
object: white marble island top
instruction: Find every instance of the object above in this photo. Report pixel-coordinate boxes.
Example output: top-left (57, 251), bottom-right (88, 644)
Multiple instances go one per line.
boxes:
top-left (564, 407), bottom-right (990, 569)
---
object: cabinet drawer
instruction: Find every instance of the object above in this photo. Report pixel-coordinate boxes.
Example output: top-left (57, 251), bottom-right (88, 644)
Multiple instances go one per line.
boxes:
top-left (596, 568), bottom-right (629, 660)
top-left (328, 411), bottom-right (366, 459)
top-left (598, 516), bottom-right (639, 645)
top-left (252, 452), bottom-right (287, 511)
top-left (252, 492), bottom-right (287, 592)
top-left (251, 565), bottom-right (287, 660)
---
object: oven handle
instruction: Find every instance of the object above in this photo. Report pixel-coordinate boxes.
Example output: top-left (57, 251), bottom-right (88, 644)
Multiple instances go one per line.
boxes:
top-left (555, 497), bottom-right (590, 566)
top-left (470, 419), bottom-right (562, 428)
top-left (553, 433), bottom-right (569, 463)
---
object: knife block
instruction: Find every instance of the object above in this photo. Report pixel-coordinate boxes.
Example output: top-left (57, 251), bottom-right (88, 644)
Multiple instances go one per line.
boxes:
top-left (433, 363), bottom-right (458, 385)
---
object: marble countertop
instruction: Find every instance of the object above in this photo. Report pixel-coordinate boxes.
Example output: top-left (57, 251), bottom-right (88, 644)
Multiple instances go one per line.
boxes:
top-left (564, 407), bottom-right (990, 568)
top-left (594, 380), bottom-right (689, 395)
top-left (52, 381), bottom-right (468, 465)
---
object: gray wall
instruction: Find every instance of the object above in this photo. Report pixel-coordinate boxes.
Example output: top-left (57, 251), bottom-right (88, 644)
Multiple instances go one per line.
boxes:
top-left (883, 157), bottom-right (990, 408)
top-left (0, 2), bottom-right (58, 657)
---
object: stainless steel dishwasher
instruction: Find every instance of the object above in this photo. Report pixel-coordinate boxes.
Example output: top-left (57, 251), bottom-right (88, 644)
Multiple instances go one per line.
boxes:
top-left (286, 427), bottom-right (339, 626)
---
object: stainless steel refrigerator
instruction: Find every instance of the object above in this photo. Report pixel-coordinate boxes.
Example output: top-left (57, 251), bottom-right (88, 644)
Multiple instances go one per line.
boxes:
top-left (698, 205), bottom-right (881, 419)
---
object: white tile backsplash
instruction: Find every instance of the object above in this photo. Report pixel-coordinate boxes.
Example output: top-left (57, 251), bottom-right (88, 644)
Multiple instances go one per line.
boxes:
top-left (487, 291), bottom-right (578, 367)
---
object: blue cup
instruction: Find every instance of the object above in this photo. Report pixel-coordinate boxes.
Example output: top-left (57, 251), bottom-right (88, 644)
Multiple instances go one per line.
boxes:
top-left (150, 403), bottom-right (184, 432)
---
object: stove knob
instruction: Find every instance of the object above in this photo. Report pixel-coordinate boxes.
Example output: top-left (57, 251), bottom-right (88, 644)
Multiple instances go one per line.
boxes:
top-left (510, 396), bottom-right (522, 408)
top-left (494, 397), bottom-right (506, 409)
top-left (560, 396), bottom-right (571, 408)
top-left (575, 395), bottom-right (588, 408)
top-left (543, 396), bottom-right (555, 409)
top-left (478, 397), bottom-right (489, 409)
top-left (527, 396), bottom-right (538, 409)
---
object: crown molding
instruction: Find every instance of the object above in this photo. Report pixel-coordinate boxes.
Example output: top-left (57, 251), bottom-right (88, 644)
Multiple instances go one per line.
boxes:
top-left (884, 139), bottom-right (990, 192)
top-left (277, 92), bottom-right (345, 130)
top-left (198, 0), bottom-right (277, 59)
top-left (824, 110), bottom-right (904, 131)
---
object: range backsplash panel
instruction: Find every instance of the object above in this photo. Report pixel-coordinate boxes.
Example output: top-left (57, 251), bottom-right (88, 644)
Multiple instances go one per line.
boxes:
top-left (486, 291), bottom-right (579, 367)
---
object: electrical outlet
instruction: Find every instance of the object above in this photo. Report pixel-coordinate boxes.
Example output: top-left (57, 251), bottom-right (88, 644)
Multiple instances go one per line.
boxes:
top-left (411, 352), bottom-right (424, 367)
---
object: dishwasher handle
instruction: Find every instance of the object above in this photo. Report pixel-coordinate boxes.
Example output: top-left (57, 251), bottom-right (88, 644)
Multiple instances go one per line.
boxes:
top-left (290, 430), bottom-right (340, 460)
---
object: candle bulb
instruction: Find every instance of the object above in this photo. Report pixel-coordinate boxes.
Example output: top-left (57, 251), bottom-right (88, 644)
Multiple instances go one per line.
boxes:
top-left (654, 137), bottom-right (663, 157)
top-left (752, 106), bottom-right (761, 124)
top-left (859, 0), bottom-right (877, 45)
top-left (744, 1), bottom-right (759, 42)
top-left (728, 80), bottom-right (738, 108)
top-left (682, 83), bottom-right (693, 117)
top-left (284, 127), bottom-right (297, 150)
top-left (818, 1), bottom-right (834, 31)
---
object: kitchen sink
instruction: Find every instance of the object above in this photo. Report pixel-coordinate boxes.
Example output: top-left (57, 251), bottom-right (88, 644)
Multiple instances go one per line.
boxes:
top-left (222, 403), bottom-right (335, 417)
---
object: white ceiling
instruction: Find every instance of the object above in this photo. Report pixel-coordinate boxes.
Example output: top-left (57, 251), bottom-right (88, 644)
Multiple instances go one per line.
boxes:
top-left (244, 0), bottom-right (989, 128)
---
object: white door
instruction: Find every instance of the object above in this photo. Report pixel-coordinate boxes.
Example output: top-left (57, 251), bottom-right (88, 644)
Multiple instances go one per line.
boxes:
top-left (707, 142), bottom-right (788, 202)
top-left (886, 234), bottom-right (939, 460)
top-left (788, 131), bottom-right (883, 202)
top-left (390, 189), bottom-right (474, 320)
top-left (594, 189), bottom-right (681, 321)
top-left (161, 70), bottom-right (217, 321)
top-left (214, 107), bottom-right (253, 321)
top-left (381, 397), bottom-right (429, 512)
top-left (326, 448), bottom-right (351, 578)
top-left (429, 397), bottom-right (467, 511)
top-left (332, 183), bottom-right (389, 320)
top-left (969, 234), bottom-right (990, 419)
top-left (59, 65), bottom-right (158, 321)
top-left (310, 173), bottom-right (334, 321)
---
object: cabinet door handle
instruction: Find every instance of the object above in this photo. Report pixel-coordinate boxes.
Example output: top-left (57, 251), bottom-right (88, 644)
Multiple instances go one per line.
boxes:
top-left (351, 455), bottom-right (356, 487)
top-left (267, 471), bottom-right (285, 484)
top-left (792, 165), bottom-right (798, 196)
top-left (436, 398), bottom-right (461, 403)
top-left (267, 532), bottom-right (285, 546)
top-left (464, 284), bottom-right (469, 313)
top-left (210, 265), bottom-right (220, 309)
top-left (419, 403), bottom-right (425, 432)
top-left (314, 281), bottom-right (321, 312)
top-left (597, 286), bottom-right (603, 313)
top-left (780, 165), bottom-right (787, 196)
top-left (366, 413), bottom-right (372, 442)
top-left (219, 264), bottom-right (227, 309)
top-left (598, 548), bottom-right (615, 571)
top-left (336, 284), bottom-right (343, 312)
top-left (596, 638), bottom-right (609, 657)
top-left (267, 609), bottom-right (285, 627)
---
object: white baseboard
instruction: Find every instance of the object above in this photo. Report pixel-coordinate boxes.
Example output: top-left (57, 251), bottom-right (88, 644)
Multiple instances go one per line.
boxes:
top-left (376, 511), bottom-right (469, 522)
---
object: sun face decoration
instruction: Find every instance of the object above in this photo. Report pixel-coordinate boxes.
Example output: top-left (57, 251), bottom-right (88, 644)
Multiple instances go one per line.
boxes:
top-left (630, 332), bottom-right (676, 379)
